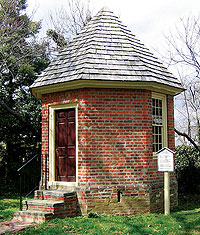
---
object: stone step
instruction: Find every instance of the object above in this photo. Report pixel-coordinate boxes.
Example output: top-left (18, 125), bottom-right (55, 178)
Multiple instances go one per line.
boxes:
top-left (23, 199), bottom-right (64, 213)
top-left (14, 210), bottom-right (54, 224)
top-left (34, 190), bottom-right (75, 201)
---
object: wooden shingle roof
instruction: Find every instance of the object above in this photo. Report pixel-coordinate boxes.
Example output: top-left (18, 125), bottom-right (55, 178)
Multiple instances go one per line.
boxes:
top-left (31, 7), bottom-right (184, 97)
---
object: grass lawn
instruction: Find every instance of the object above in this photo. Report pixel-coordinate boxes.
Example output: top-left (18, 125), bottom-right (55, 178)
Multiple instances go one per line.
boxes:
top-left (0, 194), bottom-right (19, 222)
top-left (0, 194), bottom-right (200, 234)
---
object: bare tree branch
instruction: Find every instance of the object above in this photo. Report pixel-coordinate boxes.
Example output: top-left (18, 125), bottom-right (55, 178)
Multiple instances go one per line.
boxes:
top-left (162, 15), bottom-right (200, 145)
top-left (175, 128), bottom-right (200, 152)
top-left (47, 0), bottom-right (91, 50)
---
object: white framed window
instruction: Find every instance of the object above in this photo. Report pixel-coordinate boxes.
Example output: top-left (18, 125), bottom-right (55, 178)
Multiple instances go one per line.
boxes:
top-left (152, 93), bottom-right (168, 153)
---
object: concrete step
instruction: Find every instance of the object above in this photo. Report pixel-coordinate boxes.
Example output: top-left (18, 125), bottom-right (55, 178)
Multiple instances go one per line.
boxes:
top-left (23, 199), bottom-right (64, 213)
top-left (34, 190), bottom-right (75, 201)
top-left (14, 210), bottom-right (54, 224)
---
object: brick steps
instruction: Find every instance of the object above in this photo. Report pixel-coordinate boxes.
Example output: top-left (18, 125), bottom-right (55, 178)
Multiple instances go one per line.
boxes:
top-left (34, 190), bottom-right (75, 201)
top-left (22, 199), bottom-right (64, 213)
top-left (14, 210), bottom-right (54, 224)
top-left (14, 190), bottom-right (78, 224)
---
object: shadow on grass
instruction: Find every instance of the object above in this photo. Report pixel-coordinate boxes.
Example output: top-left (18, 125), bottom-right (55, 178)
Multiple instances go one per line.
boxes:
top-left (170, 195), bottom-right (200, 234)
top-left (172, 211), bottom-right (200, 233)
top-left (173, 194), bottom-right (200, 212)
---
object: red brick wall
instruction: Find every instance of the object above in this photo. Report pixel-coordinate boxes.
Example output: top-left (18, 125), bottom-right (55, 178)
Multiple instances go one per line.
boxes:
top-left (40, 88), bottom-right (177, 214)
top-left (78, 89), bottom-right (153, 188)
top-left (167, 95), bottom-right (175, 151)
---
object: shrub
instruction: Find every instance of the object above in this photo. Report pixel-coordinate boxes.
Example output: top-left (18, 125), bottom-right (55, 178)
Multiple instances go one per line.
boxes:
top-left (175, 145), bottom-right (200, 194)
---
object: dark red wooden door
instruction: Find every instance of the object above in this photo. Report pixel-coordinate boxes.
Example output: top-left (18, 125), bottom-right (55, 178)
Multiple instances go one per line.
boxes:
top-left (55, 108), bottom-right (76, 182)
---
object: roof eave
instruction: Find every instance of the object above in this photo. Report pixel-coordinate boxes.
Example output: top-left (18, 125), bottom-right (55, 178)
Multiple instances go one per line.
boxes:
top-left (31, 79), bottom-right (184, 99)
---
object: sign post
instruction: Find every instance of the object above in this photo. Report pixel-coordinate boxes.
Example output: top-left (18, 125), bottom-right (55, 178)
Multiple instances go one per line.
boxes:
top-left (164, 172), bottom-right (170, 215)
top-left (156, 147), bottom-right (175, 215)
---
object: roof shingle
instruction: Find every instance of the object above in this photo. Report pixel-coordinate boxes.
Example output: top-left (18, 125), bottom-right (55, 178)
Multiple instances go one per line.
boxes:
top-left (31, 7), bottom-right (183, 91)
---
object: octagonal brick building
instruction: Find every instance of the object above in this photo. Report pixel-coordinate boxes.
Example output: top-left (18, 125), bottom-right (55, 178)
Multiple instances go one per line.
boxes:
top-left (31, 7), bottom-right (184, 215)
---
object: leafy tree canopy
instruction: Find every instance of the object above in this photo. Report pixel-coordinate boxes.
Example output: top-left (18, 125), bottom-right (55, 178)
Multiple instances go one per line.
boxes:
top-left (0, 0), bottom-right (50, 186)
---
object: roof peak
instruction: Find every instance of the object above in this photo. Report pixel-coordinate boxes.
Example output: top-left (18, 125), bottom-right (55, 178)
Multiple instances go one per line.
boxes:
top-left (31, 7), bottom-right (184, 97)
top-left (96, 6), bottom-right (114, 16)
top-left (99, 6), bottom-right (112, 12)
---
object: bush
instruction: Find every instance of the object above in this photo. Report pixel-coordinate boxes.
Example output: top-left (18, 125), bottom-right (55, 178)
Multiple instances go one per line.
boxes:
top-left (175, 145), bottom-right (200, 194)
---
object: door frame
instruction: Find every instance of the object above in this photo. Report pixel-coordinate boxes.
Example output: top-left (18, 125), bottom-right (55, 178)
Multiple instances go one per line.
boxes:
top-left (48, 103), bottom-right (78, 188)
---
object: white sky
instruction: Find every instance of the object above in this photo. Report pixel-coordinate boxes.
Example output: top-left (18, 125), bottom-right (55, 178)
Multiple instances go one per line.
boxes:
top-left (27, 0), bottom-right (200, 51)
top-left (27, 0), bottom-right (199, 125)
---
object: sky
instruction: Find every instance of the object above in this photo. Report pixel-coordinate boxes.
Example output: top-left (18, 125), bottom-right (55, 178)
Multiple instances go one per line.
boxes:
top-left (26, 0), bottom-right (199, 125)
top-left (27, 0), bottom-right (200, 52)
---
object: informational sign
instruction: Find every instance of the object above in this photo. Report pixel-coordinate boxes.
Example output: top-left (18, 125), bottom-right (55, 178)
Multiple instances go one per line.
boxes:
top-left (156, 147), bottom-right (175, 215)
top-left (157, 147), bottom-right (175, 172)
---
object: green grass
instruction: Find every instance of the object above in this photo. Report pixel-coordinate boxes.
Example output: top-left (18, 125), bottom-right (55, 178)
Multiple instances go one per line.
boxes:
top-left (0, 194), bottom-right (33, 222)
top-left (0, 194), bottom-right (19, 221)
top-left (1, 194), bottom-right (200, 234)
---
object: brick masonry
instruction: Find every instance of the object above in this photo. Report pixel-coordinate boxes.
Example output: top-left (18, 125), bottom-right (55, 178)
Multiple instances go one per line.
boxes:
top-left (14, 191), bottom-right (78, 223)
top-left (33, 191), bottom-right (78, 218)
top-left (40, 88), bottom-right (178, 215)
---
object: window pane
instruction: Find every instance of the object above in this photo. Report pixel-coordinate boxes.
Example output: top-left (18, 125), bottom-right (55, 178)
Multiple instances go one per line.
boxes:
top-left (159, 100), bottom-right (162, 108)
top-left (159, 134), bottom-right (162, 143)
top-left (152, 99), bottom-right (155, 107)
top-left (152, 98), bottom-right (163, 152)
top-left (153, 107), bottom-right (155, 116)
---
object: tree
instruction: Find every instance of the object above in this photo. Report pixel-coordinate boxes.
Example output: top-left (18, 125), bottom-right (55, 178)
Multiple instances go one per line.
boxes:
top-left (175, 145), bottom-right (200, 193)
top-left (164, 15), bottom-right (200, 151)
top-left (46, 0), bottom-right (91, 49)
top-left (0, 0), bottom-right (50, 188)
